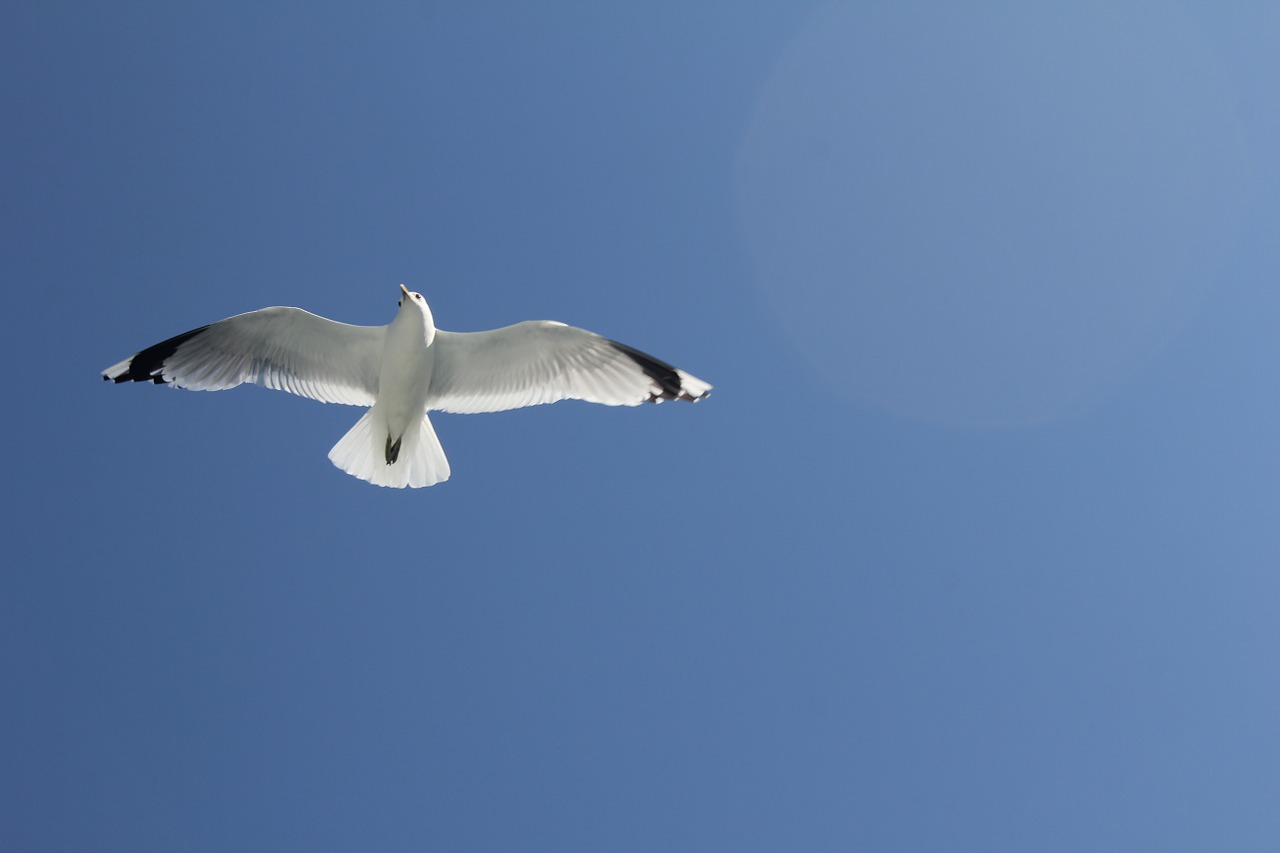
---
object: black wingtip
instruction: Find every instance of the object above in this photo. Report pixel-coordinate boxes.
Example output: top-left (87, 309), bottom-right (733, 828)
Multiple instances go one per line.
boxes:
top-left (607, 339), bottom-right (704, 403)
top-left (107, 324), bottom-right (212, 384)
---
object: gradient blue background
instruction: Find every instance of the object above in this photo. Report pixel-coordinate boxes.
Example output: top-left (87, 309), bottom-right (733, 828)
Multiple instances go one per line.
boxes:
top-left (4, 2), bottom-right (1280, 850)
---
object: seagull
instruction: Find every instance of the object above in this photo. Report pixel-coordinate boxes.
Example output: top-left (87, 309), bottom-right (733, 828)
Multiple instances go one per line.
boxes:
top-left (103, 285), bottom-right (711, 487)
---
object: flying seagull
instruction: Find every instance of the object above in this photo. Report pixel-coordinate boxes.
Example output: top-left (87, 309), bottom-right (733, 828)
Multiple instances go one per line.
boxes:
top-left (103, 285), bottom-right (711, 487)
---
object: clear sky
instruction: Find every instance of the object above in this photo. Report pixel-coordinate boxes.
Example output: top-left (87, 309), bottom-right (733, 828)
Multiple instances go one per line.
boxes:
top-left (3, 2), bottom-right (1279, 850)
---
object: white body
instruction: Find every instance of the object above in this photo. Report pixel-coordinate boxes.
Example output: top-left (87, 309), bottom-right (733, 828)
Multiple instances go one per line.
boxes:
top-left (104, 285), bottom-right (711, 487)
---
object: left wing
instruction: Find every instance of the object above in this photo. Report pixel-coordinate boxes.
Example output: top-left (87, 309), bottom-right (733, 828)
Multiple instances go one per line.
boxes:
top-left (427, 321), bottom-right (711, 414)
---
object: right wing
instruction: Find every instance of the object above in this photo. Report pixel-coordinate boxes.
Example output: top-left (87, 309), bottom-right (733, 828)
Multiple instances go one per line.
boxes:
top-left (103, 306), bottom-right (386, 406)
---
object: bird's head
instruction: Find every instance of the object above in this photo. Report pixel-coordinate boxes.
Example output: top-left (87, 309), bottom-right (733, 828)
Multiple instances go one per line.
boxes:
top-left (396, 283), bottom-right (436, 336)
top-left (398, 282), bottom-right (424, 308)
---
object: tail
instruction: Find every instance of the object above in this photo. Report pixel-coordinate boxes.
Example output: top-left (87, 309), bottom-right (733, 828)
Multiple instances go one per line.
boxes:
top-left (328, 408), bottom-right (451, 488)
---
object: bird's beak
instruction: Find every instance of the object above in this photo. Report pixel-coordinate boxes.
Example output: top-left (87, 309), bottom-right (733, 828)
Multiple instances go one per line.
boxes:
top-left (399, 284), bottom-right (410, 298)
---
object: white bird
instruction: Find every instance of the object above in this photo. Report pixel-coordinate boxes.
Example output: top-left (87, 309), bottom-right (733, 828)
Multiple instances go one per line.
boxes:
top-left (103, 285), bottom-right (711, 487)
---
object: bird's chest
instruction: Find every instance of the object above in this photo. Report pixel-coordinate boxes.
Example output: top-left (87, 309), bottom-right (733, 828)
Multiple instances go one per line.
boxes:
top-left (377, 326), bottom-right (434, 416)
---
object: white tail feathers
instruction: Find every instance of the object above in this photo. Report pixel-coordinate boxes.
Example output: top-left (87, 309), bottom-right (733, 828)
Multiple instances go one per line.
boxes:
top-left (328, 408), bottom-right (451, 488)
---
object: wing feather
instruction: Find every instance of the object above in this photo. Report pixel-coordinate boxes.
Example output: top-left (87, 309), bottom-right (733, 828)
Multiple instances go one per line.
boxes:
top-left (427, 321), bottom-right (711, 414)
top-left (102, 306), bottom-right (385, 406)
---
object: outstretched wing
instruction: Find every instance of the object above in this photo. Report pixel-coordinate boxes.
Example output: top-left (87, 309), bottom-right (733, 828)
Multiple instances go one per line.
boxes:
top-left (427, 321), bottom-right (711, 414)
top-left (103, 307), bottom-right (386, 406)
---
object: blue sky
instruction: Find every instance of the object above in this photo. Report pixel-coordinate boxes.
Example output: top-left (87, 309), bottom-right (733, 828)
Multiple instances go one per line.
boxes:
top-left (3, 2), bottom-right (1280, 850)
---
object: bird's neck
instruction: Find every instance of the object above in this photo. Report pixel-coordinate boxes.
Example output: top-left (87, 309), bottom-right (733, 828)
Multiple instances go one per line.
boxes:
top-left (391, 307), bottom-right (436, 348)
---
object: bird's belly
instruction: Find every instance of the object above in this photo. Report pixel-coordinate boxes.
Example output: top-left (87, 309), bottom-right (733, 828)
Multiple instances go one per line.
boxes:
top-left (377, 344), bottom-right (434, 438)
